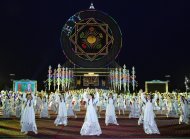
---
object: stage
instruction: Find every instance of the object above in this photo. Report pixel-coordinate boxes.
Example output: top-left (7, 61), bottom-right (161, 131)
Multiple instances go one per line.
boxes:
top-left (0, 107), bottom-right (190, 139)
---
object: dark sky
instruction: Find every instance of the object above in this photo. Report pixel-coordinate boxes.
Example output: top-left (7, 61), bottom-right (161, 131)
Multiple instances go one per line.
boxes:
top-left (0, 0), bottom-right (190, 91)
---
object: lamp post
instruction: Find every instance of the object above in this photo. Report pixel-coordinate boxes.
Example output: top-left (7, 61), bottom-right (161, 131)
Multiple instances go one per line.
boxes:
top-left (9, 73), bottom-right (15, 91)
top-left (164, 75), bottom-right (170, 82)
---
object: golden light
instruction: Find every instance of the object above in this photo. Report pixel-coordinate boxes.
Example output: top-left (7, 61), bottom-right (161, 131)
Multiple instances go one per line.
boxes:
top-left (84, 72), bottom-right (99, 76)
top-left (87, 35), bottom-right (96, 44)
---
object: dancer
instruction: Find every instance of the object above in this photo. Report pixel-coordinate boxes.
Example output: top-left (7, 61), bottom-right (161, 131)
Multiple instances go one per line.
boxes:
top-left (15, 97), bottom-right (22, 118)
top-left (105, 93), bottom-right (119, 126)
top-left (2, 96), bottom-right (11, 118)
top-left (129, 97), bottom-right (140, 118)
top-left (141, 91), bottom-right (160, 134)
top-left (94, 88), bottom-right (100, 118)
top-left (21, 92), bottom-right (38, 134)
top-left (54, 94), bottom-right (68, 126)
top-left (35, 94), bottom-right (42, 114)
top-left (49, 93), bottom-right (57, 113)
top-left (80, 91), bottom-right (102, 136)
top-left (40, 96), bottom-right (50, 118)
top-left (138, 100), bottom-right (145, 125)
top-left (73, 93), bottom-right (81, 113)
top-left (118, 95), bottom-right (125, 115)
top-left (179, 96), bottom-right (189, 124)
top-left (66, 93), bottom-right (77, 118)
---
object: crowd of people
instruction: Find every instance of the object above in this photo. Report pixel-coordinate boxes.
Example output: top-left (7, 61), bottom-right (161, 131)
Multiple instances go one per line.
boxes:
top-left (0, 88), bottom-right (190, 136)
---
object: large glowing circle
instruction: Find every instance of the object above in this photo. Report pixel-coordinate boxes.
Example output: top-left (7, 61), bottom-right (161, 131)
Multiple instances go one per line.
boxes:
top-left (61, 10), bottom-right (122, 68)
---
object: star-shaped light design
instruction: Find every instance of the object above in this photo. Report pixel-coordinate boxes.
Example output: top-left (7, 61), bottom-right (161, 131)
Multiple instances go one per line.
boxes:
top-left (69, 18), bottom-right (114, 61)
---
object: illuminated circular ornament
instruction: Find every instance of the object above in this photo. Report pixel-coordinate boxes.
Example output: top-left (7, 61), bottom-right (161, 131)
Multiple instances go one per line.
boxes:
top-left (61, 8), bottom-right (122, 68)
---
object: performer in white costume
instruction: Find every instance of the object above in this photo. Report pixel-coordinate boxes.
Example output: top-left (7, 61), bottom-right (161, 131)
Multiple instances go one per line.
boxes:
top-left (138, 102), bottom-right (145, 125)
top-left (2, 96), bottom-right (11, 118)
top-left (66, 92), bottom-right (77, 118)
top-left (73, 94), bottom-right (81, 112)
top-left (54, 94), bottom-right (68, 126)
top-left (141, 91), bottom-right (160, 134)
top-left (105, 93), bottom-right (119, 126)
top-left (80, 91), bottom-right (102, 136)
top-left (15, 97), bottom-right (22, 118)
top-left (179, 96), bottom-right (189, 124)
top-left (20, 92), bottom-right (38, 134)
top-left (48, 93), bottom-right (57, 113)
top-left (117, 95), bottom-right (125, 115)
top-left (129, 97), bottom-right (140, 118)
top-left (40, 96), bottom-right (50, 118)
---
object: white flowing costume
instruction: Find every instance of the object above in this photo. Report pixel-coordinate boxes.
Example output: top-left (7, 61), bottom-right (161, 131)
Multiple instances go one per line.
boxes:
top-left (21, 93), bottom-right (37, 133)
top-left (141, 93), bottom-right (160, 134)
top-left (179, 97), bottom-right (189, 124)
top-left (105, 97), bottom-right (118, 125)
top-left (3, 98), bottom-right (11, 118)
top-left (129, 98), bottom-right (140, 118)
top-left (73, 95), bottom-right (81, 112)
top-left (67, 97), bottom-right (75, 117)
top-left (80, 92), bottom-right (102, 136)
top-left (40, 98), bottom-right (50, 118)
top-left (15, 98), bottom-right (22, 118)
top-left (54, 97), bottom-right (67, 126)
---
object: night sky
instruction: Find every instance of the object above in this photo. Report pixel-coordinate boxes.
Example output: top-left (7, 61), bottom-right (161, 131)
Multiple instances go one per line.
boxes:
top-left (0, 0), bottom-right (190, 91)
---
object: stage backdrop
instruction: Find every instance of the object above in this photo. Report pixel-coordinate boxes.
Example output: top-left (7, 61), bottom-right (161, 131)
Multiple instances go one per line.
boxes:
top-left (145, 80), bottom-right (168, 93)
top-left (13, 79), bottom-right (37, 92)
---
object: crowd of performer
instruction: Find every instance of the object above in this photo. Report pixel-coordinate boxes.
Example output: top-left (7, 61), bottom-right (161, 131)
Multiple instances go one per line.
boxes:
top-left (0, 88), bottom-right (190, 136)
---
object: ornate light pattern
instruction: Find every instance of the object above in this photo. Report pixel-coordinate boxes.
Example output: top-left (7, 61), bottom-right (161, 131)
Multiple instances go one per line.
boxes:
top-left (47, 65), bottom-right (74, 91)
top-left (109, 65), bottom-right (137, 92)
top-left (69, 18), bottom-right (114, 61)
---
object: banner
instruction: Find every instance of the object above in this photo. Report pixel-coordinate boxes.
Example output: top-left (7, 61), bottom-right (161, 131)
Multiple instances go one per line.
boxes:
top-left (13, 79), bottom-right (37, 92)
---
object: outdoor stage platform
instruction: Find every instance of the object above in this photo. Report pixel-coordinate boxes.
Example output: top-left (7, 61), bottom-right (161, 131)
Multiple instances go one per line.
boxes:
top-left (73, 68), bottom-right (111, 89)
top-left (0, 106), bottom-right (190, 139)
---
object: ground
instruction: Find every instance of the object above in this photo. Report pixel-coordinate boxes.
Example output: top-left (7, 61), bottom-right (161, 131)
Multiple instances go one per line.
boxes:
top-left (0, 108), bottom-right (190, 139)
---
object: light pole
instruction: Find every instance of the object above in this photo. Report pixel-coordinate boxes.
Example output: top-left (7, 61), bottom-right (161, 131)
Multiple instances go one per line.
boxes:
top-left (164, 75), bottom-right (170, 82)
top-left (9, 73), bottom-right (15, 91)
top-left (165, 75), bottom-right (170, 92)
